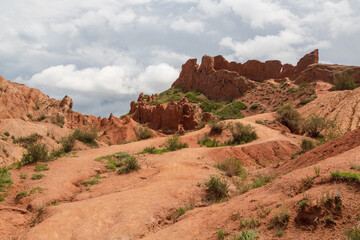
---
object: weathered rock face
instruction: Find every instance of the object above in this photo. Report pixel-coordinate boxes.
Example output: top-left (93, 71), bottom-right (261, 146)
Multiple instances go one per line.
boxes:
top-left (130, 96), bottom-right (198, 132)
top-left (172, 50), bottom-right (320, 100)
top-left (172, 56), bottom-right (256, 100)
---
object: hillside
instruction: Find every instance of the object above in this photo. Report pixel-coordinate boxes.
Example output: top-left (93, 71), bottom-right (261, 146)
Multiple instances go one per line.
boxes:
top-left (1, 50), bottom-right (360, 240)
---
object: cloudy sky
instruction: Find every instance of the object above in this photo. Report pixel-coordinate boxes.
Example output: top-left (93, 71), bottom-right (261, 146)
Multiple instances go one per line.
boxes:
top-left (1, 0), bottom-right (360, 117)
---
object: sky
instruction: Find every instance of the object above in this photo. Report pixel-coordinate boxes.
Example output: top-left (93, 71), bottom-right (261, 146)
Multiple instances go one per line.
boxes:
top-left (1, 0), bottom-right (360, 117)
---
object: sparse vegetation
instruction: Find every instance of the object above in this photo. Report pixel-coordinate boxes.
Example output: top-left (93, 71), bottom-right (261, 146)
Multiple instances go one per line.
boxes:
top-left (216, 101), bottom-right (247, 119)
top-left (232, 230), bottom-right (259, 240)
top-left (22, 143), bottom-right (49, 165)
top-left (51, 113), bottom-right (65, 127)
top-left (217, 229), bottom-right (229, 240)
top-left (14, 133), bottom-right (42, 147)
top-left (138, 146), bottom-right (168, 155)
top-left (216, 157), bottom-right (246, 179)
top-left (198, 135), bottom-right (222, 148)
top-left (31, 173), bottom-right (44, 180)
top-left (300, 139), bottom-right (315, 153)
top-left (134, 126), bottom-right (153, 140)
top-left (210, 121), bottom-right (225, 135)
top-left (73, 127), bottom-right (98, 147)
top-left (251, 175), bottom-right (274, 189)
top-left (81, 174), bottom-right (102, 186)
top-left (228, 122), bottom-right (258, 145)
top-left (20, 174), bottom-right (27, 179)
top-left (0, 168), bottom-right (13, 192)
top-left (331, 171), bottom-right (360, 185)
top-left (29, 187), bottom-right (43, 195)
top-left (345, 228), bottom-right (360, 240)
top-left (4, 131), bottom-right (10, 136)
top-left (276, 104), bottom-right (301, 132)
top-left (350, 164), bottom-right (360, 171)
top-left (117, 156), bottom-right (140, 174)
top-left (34, 163), bottom-right (49, 172)
top-left (269, 210), bottom-right (290, 229)
top-left (30, 206), bottom-right (44, 227)
top-left (165, 134), bottom-right (188, 151)
top-left (205, 176), bottom-right (229, 202)
top-left (332, 69), bottom-right (358, 91)
top-left (302, 114), bottom-right (335, 138)
top-left (15, 191), bottom-right (27, 200)
top-left (60, 135), bottom-right (75, 153)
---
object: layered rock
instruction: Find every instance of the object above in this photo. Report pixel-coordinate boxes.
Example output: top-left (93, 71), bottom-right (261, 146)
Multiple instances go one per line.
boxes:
top-left (129, 96), bottom-right (198, 132)
top-left (172, 50), bottom-right (320, 100)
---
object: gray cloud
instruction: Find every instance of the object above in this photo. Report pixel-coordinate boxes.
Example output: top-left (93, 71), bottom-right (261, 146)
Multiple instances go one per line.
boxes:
top-left (1, 0), bottom-right (360, 116)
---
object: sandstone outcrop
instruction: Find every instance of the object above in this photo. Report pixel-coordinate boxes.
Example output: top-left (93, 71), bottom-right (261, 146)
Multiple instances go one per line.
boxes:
top-left (129, 96), bottom-right (198, 132)
top-left (172, 50), bottom-right (320, 100)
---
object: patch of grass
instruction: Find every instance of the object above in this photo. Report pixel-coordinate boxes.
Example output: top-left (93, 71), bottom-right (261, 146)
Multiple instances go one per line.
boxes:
top-left (34, 164), bottom-right (49, 172)
top-left (232, 230), bottom-right (259, 240)
top-left (217, 229), bottom-right (229, 240)
top-left (314, 167), bottom-right (320, 177)
top-left (276, 104), bottom-right (301, 133)
top-left (81, 174), bottom-right (102, 186)
top-left (29, 187), bottom-right (43, 195)
top-left (35, 114), bottom-right (46, 122)
top-left (298, 94), bottom-right (317, 105)
top-left (216, 101), bottom-right (247, 119)
top-left (4, 131), bottom-right (10, 137)
top-left (15, 191), bottom-right (27, 200)
top-left (228, 122), bottom-right (258, 145)
top-left (239, 216), bottom-right (260, 229)
top-left (269, 210), bottom-right (290, 229)
top-left (351, 165), bottom-right (360, 171)
top-left (201, 102), bottom-right (222, 112)
top-left (251, 175), bottom-right (274, 189)
top-left (298, 199), bottom-right (309, 208)
top-left (138, 146), bottom-right (169, 155)
top-left (345, 229), bottom-right (360, 240)
top-left (134, 126), bottom-right (153, 140)
top-left (216, 157), bottom-right (246, 179)
top-left (332, 69), bottom-right (358, 91)
top-left (31, 173), bottom-right (44, 180)
top-left (257, 203), bottom-right (271, 218)
top-left (73, 127), bottom-right (98, 147)
top-left (205, 176), bottom-right (229, 202)
top-left (0, 168), bottom-right (13, 192)
top-left (22, 143), bottom-right (49, 165)
top-left (198, 136), bottom-right (222, 148)
top-left (20, 174), bottom-right (27, 179)
top-left (300, 139), bottom-right (315, 153)
top-left (171, 199), bottom-right (195, 221)
top-left (96, 152), bottom-right (137, 173)
top-left (331, 171), bottom-right (360, 185)
top-left (30, 206), bottom-right (44, 227)
top-left (157, 87), bottom-right (185, 103)
top-left (165, 134), bottom-right (188, 151)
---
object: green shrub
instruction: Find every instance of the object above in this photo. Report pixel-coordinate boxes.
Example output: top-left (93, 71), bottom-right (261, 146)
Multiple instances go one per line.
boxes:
top-left (251, 175), bottom-right (274, 189)
top-left (73, 127), bottom-right (98, 147)
top-left (14, 133), bottom-right (42, 147)
top-left (332, 70), bottom-right (358, 91)
top-left (31, 173), bottom-right (44, 180)
top-left (205, 176), bottom-right (229, 201)
top-left (0, 168), bottom-right (12, 192)
top-left (198, 136), bottom-right (222, 148)
top-left (51, 114), bottom-right (65, 127)
top-left (20, 174), bottom-right (27, 179)
top-left (216, 158), bottom-right (246, 178)
top-left (118, 156), bottom-right (140, 174)
top-left (350, 165), bottom-right (360, 171)
top-left (134, 126), bottom-right (153, 140)
top-left (138, 146), bottom-right (168, 155)
top-left (300, 139), bottom-right (315, 153)
top-left (4, 132), bottom-right (10, 137)
top-left (276, 104), bottom-right (301, 132)
top-left (60, 135), bottom-right (75, 153)
top-left (210, 121), bottom-right (224, 135)
top-left (22, 143), bottom-right (49, 165)
top-left (216, 102), bottom-right (247, 119)
top-left (302, 114), bottom-right (335, 138)
top-left (165, 134), bottom-right (188, 151)
top-left (228, 123), bottom-right (258, 145)
top-left (15, 191), bottom-right (27, 200)
top-left (201, 102), bottom-right (222, 113)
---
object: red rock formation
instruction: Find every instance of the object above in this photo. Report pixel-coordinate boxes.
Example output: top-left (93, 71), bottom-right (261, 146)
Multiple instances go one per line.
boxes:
top-left (129, 97), bottom-right (198, 132)
top-left (172, 56), bottom-right (256, 100)
top-left (172, 50), bottom-right (321, 100)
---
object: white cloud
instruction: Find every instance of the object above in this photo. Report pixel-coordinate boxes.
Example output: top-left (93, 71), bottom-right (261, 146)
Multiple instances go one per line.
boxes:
top-left (170, 18), bottom-right (205, 33)
top-left (152, 49), bottom-right (191, 63)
